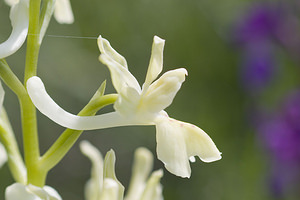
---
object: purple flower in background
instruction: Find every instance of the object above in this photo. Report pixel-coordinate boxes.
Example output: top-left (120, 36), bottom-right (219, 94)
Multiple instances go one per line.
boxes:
top-left (235, 4), bottom-right (280, 44)
top-left (259, 91), bottom-right (300, 196)
top-left (234, 4), bottom-right (281, 92)
top-left (240, 41), bottom-right (275, 92)
top-left (261, 117), bottom-right (300, 164)
top-left (235, 2), bottom-right (300, 197)
top-left (282, 92), bottom-right (300, 131)
top-left (234, 3), bottom-right (300, 92)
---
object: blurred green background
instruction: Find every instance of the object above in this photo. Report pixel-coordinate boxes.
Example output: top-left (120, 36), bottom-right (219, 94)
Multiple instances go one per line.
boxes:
top-left (1, 0), bottom-right (299, 199)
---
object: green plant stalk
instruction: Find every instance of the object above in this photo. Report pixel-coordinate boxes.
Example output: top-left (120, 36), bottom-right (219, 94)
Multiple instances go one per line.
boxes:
top-left (0, 59), bottom-right (27, 97)
top-left (0, 59), bottom-right (27, 184)
top-left (23, 0), bottom-right (42, 186)
top-left (0, 109), bottom-right (27, 184)
top-left (38, 94), bottom-right (118, 184)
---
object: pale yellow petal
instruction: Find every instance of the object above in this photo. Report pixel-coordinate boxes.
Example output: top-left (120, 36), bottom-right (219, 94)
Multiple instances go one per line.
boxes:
top-left (54, 0), bottom-right (74, 24)
top-left (103, 150), bottom-right (125, 200)
top-left (143, 36), bottom-right (165, 90)
top-left (125, 148), bottom-right (153, 200)
top-left (4, 0), bottom-right (18, 6)
top-left (5, 183), bottom-right (62, 200)
top-left (99, 178), bottom-right (120, 200)
top-left (98, 36), bottom-right (141, 94)
top-left (80, 140), bottom-right (104, 200)
top-left (141, 68), bottom-right (187, 114)
top-left (155, 115), bottom-right (221, 178)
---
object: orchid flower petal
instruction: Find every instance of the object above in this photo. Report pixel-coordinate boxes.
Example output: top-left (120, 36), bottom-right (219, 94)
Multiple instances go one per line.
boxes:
top-left (53, 0), bottom-right (74, 24)
top-left (142, 68), bottom-right (187, 113)
top-left (113, 86), bottom-right (141, 117)
top-left (0, 142), bottom-right (8, 168)
top-left (5, 183), bottom-right (62, 200)
top-left (103, 150), bottom-right (125, 200)
top-left (143, 36), bottom-right (165, 90)
top-left (99, 178), bottom-right (120, 200)
top-left (80, 140), bottom-right (104, 200)
top-left (27, 76), bottom-right (150, 130)
top-left (4, 0), bottom-right (18, 6)
top-left (155, 115), bottom-right (221, 178)
top-left (140, 169), bottom-right (164, 200)
top-left (98, 36), bottom-right (141, 94)
top-left (0, 0), bottom-right (29, 59)
top-left (27, 184), bottom-right (62, 200)
top-left (125, 148), bottom-right (153, 200)
top-left (43, 186), bottom-right (62, 200)
top-left (98, 36), bottom-right (128, 69)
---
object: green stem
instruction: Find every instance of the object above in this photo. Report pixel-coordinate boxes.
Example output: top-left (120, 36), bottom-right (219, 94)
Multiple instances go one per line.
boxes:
top-left (0, 109), bottom-right (27, 184)
top-left (23, 0), bottom-right (42, 186)
top-left (24, 0), bottom-right (41, 82)
top-left (0, 59), bottom-right (27, 97)
top-left (40, 94), bottom-right (118, 173)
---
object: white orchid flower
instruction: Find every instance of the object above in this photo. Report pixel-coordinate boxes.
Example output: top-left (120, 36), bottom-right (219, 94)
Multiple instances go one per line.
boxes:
top-left (27, 35), bottom-right (221, 178)
top-left (4, 0), bottom-right (74, 24)
top-left (80, 141), bottom-right (163, 200)
top-left (5, 183), bottom-right (62, 200)
top-left (0, 0), bottom-right (29, 59)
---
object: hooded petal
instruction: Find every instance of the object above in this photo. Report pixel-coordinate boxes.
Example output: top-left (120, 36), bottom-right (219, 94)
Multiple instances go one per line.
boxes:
top-left (4, 0), bottom-right (18, 6)
top-left (5, 183), bottom-right (62, 200)
top-left (43, 186), bottom-right (62, 200)
top-left (125, 148), bottom-right (153, 200)
top-left (103, 150), bottom-right (125, 200)
top-left (113, 86), bottom-right (141, 117)
top-left (27, 185), bottom-right (62, 200)
top-left (53, 0), bottom-right (74, 24)
top-left (141, 68), bottom-right (187, 114)
top-left (0, 142), bottom-right (8, 168)
top-left (155, 115), bottom-right (221, 178)
top-left (5, 183), bottom-right (39, 200)
top-left (99, 178), bottom-right (121, 200)
top-left (98, 36), bottom-right (128, 69)
top-left (143, 36), bottom-right (165, 90)
top-left (98, 36), bottom-right (141, 94)
top-left (80, 140), bottom-right (104, 200)
top-left (0, 0), bottom-right (29, 59)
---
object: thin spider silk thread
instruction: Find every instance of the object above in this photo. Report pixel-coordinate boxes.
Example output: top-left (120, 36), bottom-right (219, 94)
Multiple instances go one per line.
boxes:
top-left (27, 34), bottom-right (98, 40)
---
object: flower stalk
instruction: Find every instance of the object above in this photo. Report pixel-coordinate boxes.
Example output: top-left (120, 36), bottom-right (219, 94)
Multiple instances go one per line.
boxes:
top-left (22, 0), bottom-right (42, 186)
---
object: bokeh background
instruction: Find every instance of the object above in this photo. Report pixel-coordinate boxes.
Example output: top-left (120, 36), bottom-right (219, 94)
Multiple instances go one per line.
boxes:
top-left (1, 0), bottom-right (300, 199)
